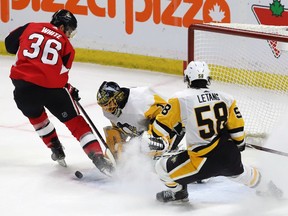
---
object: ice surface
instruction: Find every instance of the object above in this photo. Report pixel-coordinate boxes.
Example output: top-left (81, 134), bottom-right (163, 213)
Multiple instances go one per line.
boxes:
top-left (0, 55), bottom-right (287, 216)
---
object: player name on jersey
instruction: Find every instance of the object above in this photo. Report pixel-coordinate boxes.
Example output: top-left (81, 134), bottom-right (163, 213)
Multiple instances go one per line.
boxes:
top-left (41, 27), bottom-right (62, 39)
top-left (197, 92), bottom-right (220, 103)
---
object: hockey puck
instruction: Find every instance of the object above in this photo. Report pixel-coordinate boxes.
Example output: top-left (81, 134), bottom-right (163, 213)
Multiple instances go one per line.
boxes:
top-left (75, 171), bottom-right (83, 179)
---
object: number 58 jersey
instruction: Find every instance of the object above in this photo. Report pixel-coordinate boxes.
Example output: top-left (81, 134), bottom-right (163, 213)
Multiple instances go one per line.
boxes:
top-left (6, 22), bottom-right (75, 88)
top-left (151, 88), bottom-right (245, 150)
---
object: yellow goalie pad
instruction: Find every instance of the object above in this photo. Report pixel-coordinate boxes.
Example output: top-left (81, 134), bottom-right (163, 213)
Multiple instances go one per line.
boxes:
top-left (103, 126), bottom-right (126, 160)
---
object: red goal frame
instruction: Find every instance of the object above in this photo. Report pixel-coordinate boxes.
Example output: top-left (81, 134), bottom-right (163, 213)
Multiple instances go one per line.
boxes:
top-left (186, 23), bottom-right (288, 66)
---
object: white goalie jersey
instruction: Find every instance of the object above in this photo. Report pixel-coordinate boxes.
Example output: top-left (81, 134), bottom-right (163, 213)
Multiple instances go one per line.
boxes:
top-left (102, 86), bottom-right (167, 137)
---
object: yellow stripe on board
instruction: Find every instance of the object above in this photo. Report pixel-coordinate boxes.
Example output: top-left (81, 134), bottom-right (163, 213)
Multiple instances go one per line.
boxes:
top-left (0, 41), bottom-right (183, 75)
top-left (1, 41), bottom-right (287, 91)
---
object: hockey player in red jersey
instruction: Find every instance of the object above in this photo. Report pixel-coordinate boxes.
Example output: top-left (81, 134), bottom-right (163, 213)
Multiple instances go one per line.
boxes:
top-left (151, 61), bottom-right (283, 203)
top-left (5, 9), bottom-right (113, 176)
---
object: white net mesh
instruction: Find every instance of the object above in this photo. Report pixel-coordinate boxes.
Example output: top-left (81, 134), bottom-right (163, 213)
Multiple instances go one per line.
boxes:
top-left (190, 23), bottom-right (288, 144)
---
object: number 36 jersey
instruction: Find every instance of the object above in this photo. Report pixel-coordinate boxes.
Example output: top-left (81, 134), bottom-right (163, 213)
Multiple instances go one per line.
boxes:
top-left (151, 88), bottom-right (245, 150)
top-left (6, 22), bottom-right (75, 88)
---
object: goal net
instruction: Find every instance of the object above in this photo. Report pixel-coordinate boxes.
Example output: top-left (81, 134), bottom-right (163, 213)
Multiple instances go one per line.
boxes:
top-left (188, 23), bottom-right (288, 144)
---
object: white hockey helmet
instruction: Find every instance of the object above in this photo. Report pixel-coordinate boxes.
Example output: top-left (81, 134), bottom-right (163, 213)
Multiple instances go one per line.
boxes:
top-left (184, 61), bottom-right (210, 88)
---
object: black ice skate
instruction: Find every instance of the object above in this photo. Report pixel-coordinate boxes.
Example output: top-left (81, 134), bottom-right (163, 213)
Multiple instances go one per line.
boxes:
top-left (90, 153), bottom-right (114, 177)
top-left (50, 138), bottom-right (67, 167)
top-left (156, 185), bottom-right (189, 203)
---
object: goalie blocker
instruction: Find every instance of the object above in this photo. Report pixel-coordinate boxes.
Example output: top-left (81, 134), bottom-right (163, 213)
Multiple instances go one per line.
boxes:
top-left (103, 126), bottom-right (128, 159)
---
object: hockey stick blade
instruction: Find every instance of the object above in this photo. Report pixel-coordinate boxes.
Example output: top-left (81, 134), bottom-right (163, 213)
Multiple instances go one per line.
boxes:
top-left (247, 144), bottom-right (288, 158)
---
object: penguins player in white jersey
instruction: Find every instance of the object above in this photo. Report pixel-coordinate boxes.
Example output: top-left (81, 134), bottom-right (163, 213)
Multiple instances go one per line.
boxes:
top-left (96, 81), bottom-right (185, 159)
top-left (151, 61), bottom-right (283, 203)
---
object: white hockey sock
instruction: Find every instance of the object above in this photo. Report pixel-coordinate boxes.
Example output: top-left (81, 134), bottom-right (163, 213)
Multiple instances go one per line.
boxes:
top-left (229, 165), bottom-right (261, 188)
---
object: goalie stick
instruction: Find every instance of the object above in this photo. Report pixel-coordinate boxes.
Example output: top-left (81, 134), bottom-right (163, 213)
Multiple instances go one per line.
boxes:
top-left (75, 101), bottom-right (117, 167)
top-left (247, 143), bottom-right (288, 158)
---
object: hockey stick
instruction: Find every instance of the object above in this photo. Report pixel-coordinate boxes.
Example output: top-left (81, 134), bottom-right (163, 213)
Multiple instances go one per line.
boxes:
top-left (75, 100), bottom-right (117, 167)
top-left (247, 143), bottom-right (288, 158)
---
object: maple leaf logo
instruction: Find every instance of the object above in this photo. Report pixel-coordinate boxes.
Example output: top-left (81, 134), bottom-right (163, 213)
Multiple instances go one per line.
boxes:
top-left (209, 3), bottom-right (225, 22)
top-left (252, 1), bottom-right (288, 58)
top-left (270, 0), bottom-right (285, 16)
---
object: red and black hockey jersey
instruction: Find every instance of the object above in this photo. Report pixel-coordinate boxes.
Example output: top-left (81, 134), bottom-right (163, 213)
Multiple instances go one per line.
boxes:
top-left (5, 22), bottom-right (75, 88)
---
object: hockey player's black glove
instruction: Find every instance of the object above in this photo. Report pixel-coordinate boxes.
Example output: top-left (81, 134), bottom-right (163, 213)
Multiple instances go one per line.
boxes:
top-left (92, 154), bottom-right (114, 177)
top-left (237, 142), bottom-right (246, 152)
top-left (66, 83), bottom-right (81, 101)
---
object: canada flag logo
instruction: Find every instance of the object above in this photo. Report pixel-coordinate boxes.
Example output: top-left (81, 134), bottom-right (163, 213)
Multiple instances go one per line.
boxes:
top-left (252, 0), bottom-right (288, 58)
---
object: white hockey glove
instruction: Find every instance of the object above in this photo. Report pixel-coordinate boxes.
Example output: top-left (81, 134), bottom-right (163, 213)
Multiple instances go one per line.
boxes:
top-left (140, 131), bottom-right (169, 153)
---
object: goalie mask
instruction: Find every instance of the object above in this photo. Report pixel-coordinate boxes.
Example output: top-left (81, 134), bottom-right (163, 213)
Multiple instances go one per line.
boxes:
top-left (50, 9), bottom-right (77, 38)
top-left (184, 61), bottom-right (211, 88)
top-left (97, 81), bottom-right (126, 117)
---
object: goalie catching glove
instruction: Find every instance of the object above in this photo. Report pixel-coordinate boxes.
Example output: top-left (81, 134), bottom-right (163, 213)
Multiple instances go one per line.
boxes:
top-left (140, 131), bottom-right (169, 153)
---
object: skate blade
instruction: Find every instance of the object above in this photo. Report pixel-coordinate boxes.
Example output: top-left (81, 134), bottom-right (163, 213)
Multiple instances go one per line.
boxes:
top-left (158, 198), bottom-right (190, 204)
top-left (57, 159), bottom-right (67, 167)
top-left (170, 198), bottom-right (189, 204)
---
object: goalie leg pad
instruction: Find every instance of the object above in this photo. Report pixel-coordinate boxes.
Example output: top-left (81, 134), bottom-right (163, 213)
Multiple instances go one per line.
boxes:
top-left (103, 126), bottom-right (126, 159)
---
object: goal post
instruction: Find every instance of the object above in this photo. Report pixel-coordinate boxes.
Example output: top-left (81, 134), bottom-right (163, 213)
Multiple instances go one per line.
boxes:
top-left (187, 23), bottom-right (288, 144)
